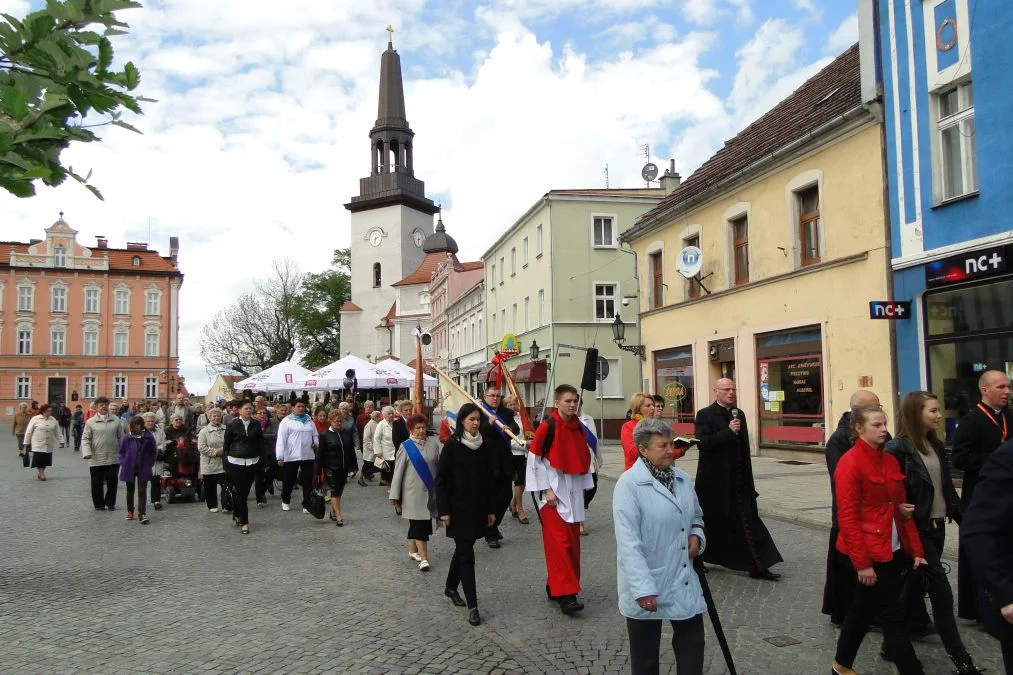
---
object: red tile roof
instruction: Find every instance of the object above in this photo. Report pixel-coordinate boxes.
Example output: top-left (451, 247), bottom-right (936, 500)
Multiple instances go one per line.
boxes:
top-left (378, 302), bottom-right (397, 327)
top-left (393, 251), bottom-right (458, 287)
top-left (0, 241), bottom-right (178, 273)
top-left (340, 301), bottom-right (363, 312)
top-left (626, 44), bottom-right (861, 241)
top-left (457, 261), bottom-right (483, 272)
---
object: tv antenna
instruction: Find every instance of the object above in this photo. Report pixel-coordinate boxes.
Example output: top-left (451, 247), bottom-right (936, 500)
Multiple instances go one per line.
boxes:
top-left (640, 143), bottom-right (658, 187)
top-left (603, 163), bottom-right (609, 189)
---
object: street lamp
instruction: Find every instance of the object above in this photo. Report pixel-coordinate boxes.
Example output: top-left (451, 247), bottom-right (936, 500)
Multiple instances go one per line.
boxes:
top-left (612, 314), bottom-right (646, 359)
top-left (529, 340), bottom-right (540, 361)
top-left (451, 357), bottom-right (460, 371)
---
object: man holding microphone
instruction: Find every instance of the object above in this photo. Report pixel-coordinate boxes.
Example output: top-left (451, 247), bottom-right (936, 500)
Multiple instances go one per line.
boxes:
top-left (693, 378), bottom-right (783, 581)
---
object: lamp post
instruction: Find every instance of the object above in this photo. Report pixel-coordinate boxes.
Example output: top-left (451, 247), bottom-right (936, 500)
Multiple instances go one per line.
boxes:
top-left (612, 314), bottom-right (646, 359)
top-left (529, 340), bottom-right (540, 361)
top-left (451, 357), bottom-right (460, 371)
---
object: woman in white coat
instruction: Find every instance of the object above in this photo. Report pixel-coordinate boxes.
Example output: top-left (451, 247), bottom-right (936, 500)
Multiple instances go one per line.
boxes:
top-left (389, 414), bottom-right (441, 571)
top-left (24, 403), bottom-right (60, 481)
top-left (276, 401), bottom-right (319, 513)
top-left (613, 417), bottom-right (707, 675)
top-left (196, 409), bottom-right (226, 512)
top-left (358, 410), bottom-right (382, 487)
top-left (372, 405), bottom-right (397, 488)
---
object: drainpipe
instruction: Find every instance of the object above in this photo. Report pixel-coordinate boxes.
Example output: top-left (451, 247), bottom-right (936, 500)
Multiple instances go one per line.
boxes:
top-left (617, 243), bottom-right (645, 391)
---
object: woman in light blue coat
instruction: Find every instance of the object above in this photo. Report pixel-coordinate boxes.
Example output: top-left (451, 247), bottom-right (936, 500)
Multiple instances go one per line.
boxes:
top-left (613, 417), bottom-right (707, 675)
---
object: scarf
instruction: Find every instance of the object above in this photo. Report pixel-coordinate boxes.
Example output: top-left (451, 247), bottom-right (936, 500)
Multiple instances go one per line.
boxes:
top-left (461, 431), bottom-right (483, 450)
top-left (288, 412), bottom-right (310, 424)
top-left (641, 455), bottom-right (675, 494)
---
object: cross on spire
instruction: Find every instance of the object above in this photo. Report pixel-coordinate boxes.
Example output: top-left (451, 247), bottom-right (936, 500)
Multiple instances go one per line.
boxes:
top-left (386, 24), bottom-right (394, 45)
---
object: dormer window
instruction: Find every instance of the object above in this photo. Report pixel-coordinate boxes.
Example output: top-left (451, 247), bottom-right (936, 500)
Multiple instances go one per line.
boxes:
top-left (132, 256), bottom-right (141, 266)
top-left (54, 246), bottom-right (67, 267)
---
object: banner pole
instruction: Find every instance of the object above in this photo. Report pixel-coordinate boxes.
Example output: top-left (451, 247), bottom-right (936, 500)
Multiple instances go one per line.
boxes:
top-left (431, 365), bottom-right (526, 445)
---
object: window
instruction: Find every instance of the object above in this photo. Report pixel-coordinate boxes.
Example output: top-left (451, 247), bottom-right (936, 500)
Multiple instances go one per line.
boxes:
top-left (593, 216), bottom-right (615, 247)
top-left (84, 287), bottom-right (100, 314)
top-left (523, 237), bottom-right (529, 266)
top-left (50, 329), bottom-right (66, 355)
top-left (498, 257), bottom-right (504, 284)
top-left (478, 318), bottom-right (482, 345)
top-left (113, 376), bottom-right (127, 399)
top-left (17, 286), bottom-right (33, 312)
top-left (654, 347), bottom-right (695, 433)
top-left (84, 330), bottom-right (98, 356)
top-left (145, 290), bottom-right (160, 315)
top-left (114, 288), bottom-right (129, 314)
top-left (512, 303), bottom-right (517, 331)
top-left (936, 82), bottom-right (978, 201)
top-left (685, 235), bottom-right (702, 298)
top-left (500, 309), bottom-right (506, 334)
top-left (650, 252), bottom-right (664, 309)
top-left (131, 256), bottom-right (141, 266)
top-left (524, 296), bottom-right (530, 331)
top-left (54, 246), bottom-right (66, 267)
top-left (538, 289), bottom-right (545, 326)
top-left (756, 326), bottom-right (825, 447)
top-left (536, 224), bottom-right (543, 256)
top-left (113, 331), bottom-right (128, 356)
top-left (17, 330), bottom-right (31, 355)
top-left (145, 376), bottom-right (158, 399)
top-left (372, 263), bottom-right (381, 288)
top-left (491, 312), bottom-right (496, 338)
top-left (732, 216), bottom-right (749, 285)
top-left (15, 376), bottom-right (30, 399)
top-left (595, 357), bottom-right (622, 399)
top-left (798, 186), bottom-right (821, 266)
top-left (83, 375), bottom-right (96, 400)
top-left (491, 263), bottom-right (496, 288)
top-left (511, 248), bottom-right (516, 275)
top-left (145, 332), bottom-right (159, 357)
top-left (51, 286), bottom-right (67, 313)
top-left (593, 283), bottom-right (618, 321)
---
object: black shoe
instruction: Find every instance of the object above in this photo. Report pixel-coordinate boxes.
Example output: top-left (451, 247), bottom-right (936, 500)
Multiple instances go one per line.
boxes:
top-left (486, 538), bottom-right (501, 549)
top-left (444, 588), bottom-right (466, 607)
top-left (153, 502), bottom-right (163, 511)
top-left (94, 506), bottom-right (106, 511)
top-left (749, 569), bottom-right (781, 581)
top-left (468, 608), bottom-right (481, 626)
top-left (560, 596), bottom-right (584, 615)
top-left (357, 476), bottom-right (368, 487)
top-left (952, 653), bottom-right (984, 675)
top-left (106, 505), bottom-right (116, 511)
top-left (880, 646), bottom-right (895, 663)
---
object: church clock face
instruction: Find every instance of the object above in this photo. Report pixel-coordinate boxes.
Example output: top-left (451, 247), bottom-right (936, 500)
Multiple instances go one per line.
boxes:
top-left (412, 228), bottom-right (425, 248)
top-left (368, 228), bottom-right (384, 246)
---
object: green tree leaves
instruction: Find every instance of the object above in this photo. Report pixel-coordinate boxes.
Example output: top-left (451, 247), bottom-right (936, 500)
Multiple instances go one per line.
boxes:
top-left (292, 248), bottom-right (351, 369)
top-left (0, 0), bottom-right (147, 199)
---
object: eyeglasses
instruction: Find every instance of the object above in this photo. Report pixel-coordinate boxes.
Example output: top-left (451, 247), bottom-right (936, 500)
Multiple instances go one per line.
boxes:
top-left (486, 393), bottom-right (501, 398)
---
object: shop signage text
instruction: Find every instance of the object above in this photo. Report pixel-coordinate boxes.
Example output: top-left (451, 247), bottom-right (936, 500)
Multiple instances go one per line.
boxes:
top-left (869, 301), bottom-right (912, 320)
top-left (925, 244), bottom-right (1009, 288)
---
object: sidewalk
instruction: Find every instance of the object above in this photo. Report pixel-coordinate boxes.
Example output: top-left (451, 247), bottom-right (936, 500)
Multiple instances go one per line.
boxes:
top-left (597, 442), bottom-right (960, 561)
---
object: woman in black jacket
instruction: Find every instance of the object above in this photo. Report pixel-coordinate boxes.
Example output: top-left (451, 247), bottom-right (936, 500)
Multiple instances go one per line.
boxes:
top-left (223, 401), bottom-right (264, 535)
top-left (886, 391), bottom-right (982, 675)
top-left (436, 403), bottom-right (496, 627)
top-left (318, 409), bottom-right (348, 526)
top-left (337, 403), bottom-right (359, 481)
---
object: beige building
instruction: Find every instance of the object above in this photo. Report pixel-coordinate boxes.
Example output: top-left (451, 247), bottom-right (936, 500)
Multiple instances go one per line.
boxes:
top-left (622, 45), bottom-right (894, 458)
top-left (446, 279), bottom-right (485, 396)
top-left (481, 188), bottom-right (664, 438)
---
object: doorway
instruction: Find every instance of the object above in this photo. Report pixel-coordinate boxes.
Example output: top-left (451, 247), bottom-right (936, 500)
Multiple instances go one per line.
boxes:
top-left (47, 377), bottom-right (67, 405)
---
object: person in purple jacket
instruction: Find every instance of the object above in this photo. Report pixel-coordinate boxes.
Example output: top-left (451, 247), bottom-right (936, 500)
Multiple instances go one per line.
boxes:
top-left (118, 415), bottom-right (157, 525)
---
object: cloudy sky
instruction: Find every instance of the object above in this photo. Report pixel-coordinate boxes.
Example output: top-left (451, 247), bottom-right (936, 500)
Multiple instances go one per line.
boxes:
top-left (0, 0), bottom-right (857, 394)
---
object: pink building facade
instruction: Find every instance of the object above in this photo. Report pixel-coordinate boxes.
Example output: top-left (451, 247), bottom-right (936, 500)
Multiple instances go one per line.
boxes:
top-left (428, 255), bottom-right (483, 373)
top-left (0, 217), bottom-right (184, 421)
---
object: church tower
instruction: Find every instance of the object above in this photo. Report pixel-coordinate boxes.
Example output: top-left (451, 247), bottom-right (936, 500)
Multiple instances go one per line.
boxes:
top-left (340, 30), bottom-right (438, 361)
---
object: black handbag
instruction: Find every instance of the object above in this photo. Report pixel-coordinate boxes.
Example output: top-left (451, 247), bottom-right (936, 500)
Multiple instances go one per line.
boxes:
top-left (308, 468), bottom-right (326, 519)
top-left (22, 446), bottom-right (30, 468)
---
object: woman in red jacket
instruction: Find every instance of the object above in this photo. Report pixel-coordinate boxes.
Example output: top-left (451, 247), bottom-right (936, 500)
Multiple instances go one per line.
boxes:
top-left (621, 393), bottom-right (656, 471)
top-left (831, 404), bottom-right (927, 675)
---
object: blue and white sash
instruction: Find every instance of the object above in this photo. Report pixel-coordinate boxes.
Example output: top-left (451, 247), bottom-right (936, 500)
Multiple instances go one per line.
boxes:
top-left (403, 439), bottom-right (434, 492)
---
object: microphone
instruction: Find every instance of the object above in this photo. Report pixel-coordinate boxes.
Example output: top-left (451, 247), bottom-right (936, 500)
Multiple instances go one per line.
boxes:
top-left (730, 408), bottom-right (740, 433)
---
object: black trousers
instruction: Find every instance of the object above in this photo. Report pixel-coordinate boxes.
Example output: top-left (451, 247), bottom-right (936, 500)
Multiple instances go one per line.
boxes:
top-left (124, 478), bottom-right (147, 514)
top-left (89, 465), bottom-right (119, 509)
top-left (229, 463), bottom-right (257, 526)
top-left (900, 523), bottom-right (967, 659)
top-left (486, 478), bottom-right (512, 541)
top-left (835, 557), bottom-right (924, 674)
top-left (282, 460), bottom-right (314, 508)
top-left (446, 537), bottom-right (478, 609)
top-left (204, 473), bottom-right (224, 510)
top-left (150, 477), bottom-right (161, 504)
top-left (254, 460), bottom-right (276, 501)
top-left (626, 614), bottom-right (705, 675)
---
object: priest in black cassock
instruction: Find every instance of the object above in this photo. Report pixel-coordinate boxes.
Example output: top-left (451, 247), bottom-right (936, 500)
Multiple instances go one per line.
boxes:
top-left (694, 378), bottom-right (783, 580)
top-left (952, 369), bottom-right (1012, 620)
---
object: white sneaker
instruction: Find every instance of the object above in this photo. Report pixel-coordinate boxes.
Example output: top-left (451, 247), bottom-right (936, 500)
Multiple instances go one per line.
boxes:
top-left (281, 503), bottom-right (291, 511)
top-left (302, 508), bottom-right (310, 515)
top-left (419, 560), bottom-right (430, 571)
top-left (209, 508), bottom-right (219, 513)
top-left (409, 552), bottom-right (422, 562)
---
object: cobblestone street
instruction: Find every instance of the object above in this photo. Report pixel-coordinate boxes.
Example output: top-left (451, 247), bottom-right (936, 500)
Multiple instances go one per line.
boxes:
top-left (0, 436), bottom-right (1003, 674)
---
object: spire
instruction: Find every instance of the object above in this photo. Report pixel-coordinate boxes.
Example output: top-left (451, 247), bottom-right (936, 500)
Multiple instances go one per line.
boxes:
top-left (374, 33), bottom-right (408, 131)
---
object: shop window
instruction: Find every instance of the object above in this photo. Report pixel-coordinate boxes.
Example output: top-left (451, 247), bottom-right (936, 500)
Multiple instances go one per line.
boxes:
top-left (654, 347), bottom-right (695, 434)
top-left (756, 326), bottom-right (825, 446)
top-left (650, 252), bottom-right (663, 309)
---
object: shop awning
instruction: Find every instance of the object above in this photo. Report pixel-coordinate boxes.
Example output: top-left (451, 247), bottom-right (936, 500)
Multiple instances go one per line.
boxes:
top-left (478, 364), bottom-right (498, 384)
top-left (512, 360), bottom-right (548, 384)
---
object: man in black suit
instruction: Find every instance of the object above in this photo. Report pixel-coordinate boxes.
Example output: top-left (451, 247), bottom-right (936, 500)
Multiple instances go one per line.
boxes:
top-left (479, 386), bottom-right (518, 549)
top-left (961, 438), bottom-right (1013, 671)
top-left (694, 378), bottom-right (783, 580)
top-left (952, 369), bottom-right (1012, 620)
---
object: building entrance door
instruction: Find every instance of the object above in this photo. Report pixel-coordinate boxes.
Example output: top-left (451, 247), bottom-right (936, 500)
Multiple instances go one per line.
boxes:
top-left (47, 377), bottom-right (67, 405)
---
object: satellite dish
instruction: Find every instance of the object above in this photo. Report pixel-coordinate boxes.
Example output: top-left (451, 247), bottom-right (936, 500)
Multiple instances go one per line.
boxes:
top-left (641, 162), bottom-right (659, 182)
top-left (676, 246), bottom-right (703, 279)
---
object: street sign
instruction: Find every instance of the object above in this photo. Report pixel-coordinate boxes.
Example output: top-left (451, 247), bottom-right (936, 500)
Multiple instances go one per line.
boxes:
top-left (869, 300), bottom-right (912, 320)
top-left (596, 356), bottom-right (610, 381)
top-left (925, 244), bottom-right (1009, 288)
top-left (676, 246), bottom-right (703, 279)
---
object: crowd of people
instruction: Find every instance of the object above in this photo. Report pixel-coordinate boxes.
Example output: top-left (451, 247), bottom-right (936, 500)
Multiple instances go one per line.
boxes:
top-left (10, 370), bottom-right (1013, 674)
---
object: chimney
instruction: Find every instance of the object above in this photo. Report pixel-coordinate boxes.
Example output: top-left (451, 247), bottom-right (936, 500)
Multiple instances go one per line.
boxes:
top-left (96, 235), bottom-right (108, 249)
top-left (126, 242), bottom-right (148, 251)
top-left (169, 236), bottom-right (179, 266)
top-left (660, 159), bottom-right (681, 195)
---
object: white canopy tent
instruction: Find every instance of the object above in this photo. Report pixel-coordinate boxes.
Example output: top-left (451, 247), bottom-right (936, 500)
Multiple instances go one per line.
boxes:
top-left (310, 355), bottom-right (436, 389)
top-left (232, 361), bottom-right (317, 392)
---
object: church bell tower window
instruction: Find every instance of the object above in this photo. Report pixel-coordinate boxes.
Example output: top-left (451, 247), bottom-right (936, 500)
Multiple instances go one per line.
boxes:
top-left (373, 263), bottom-right (382, 288)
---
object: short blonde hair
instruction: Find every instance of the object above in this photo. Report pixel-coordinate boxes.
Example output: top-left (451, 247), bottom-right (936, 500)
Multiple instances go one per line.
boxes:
top-left (628, 392), bottom-right (651, 417)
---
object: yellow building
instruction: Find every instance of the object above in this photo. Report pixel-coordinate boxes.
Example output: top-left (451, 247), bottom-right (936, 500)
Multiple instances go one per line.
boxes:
top-left (623, 45), bottom-right (894, 458)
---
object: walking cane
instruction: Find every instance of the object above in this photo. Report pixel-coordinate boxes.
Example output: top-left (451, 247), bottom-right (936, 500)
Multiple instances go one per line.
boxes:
top-left (694, 557), bottom-right (738, 675)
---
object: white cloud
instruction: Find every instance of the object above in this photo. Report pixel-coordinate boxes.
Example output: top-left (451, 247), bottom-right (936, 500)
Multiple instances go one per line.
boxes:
top-left (793, 0), bottom-right (820, 18)
top-left (825, 13), bottom-right (858, 55)
top-left (680, 0), bottom-right (753, 26)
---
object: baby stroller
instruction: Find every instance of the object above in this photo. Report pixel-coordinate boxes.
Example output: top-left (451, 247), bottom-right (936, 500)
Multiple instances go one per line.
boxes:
top-left (160, 434), bottom-right (203, 504)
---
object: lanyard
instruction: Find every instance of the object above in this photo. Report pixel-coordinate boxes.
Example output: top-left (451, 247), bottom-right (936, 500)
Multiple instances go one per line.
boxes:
top-left (977, 403), bottom-right (1008, 442)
